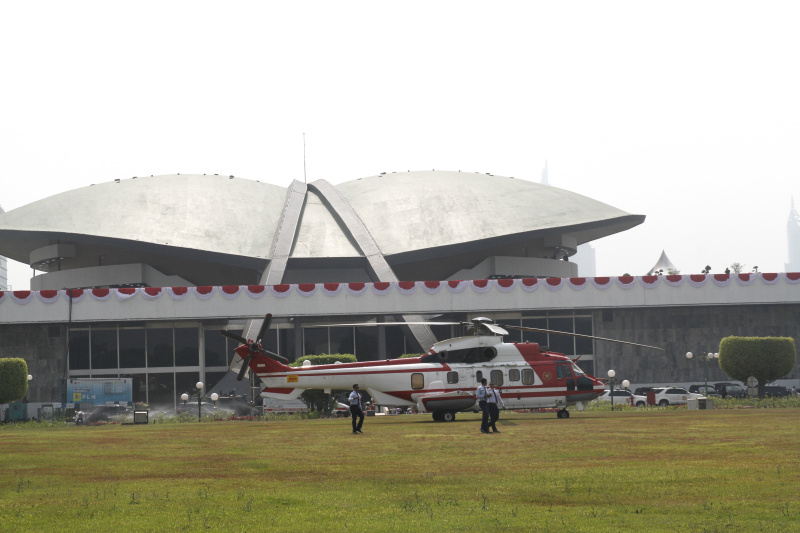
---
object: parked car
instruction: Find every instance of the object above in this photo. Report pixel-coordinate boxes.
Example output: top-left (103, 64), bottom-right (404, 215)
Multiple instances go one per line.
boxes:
top-left (688, 384), bottom-right (720, 397)
top-left (652, 387), bottom-right (701, 406)
top-left (762, 385), bottom-right (790, 397)
top-left (597, 389), bottom-right (647, 407)
top-left (714, 382), bottom-right (748, 399)
top-left (634, 387), bottom-right (656, 396)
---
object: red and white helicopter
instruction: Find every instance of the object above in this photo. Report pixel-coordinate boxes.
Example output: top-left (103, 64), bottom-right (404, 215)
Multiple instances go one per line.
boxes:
top-left (221, 315), bottom-right (661, 422)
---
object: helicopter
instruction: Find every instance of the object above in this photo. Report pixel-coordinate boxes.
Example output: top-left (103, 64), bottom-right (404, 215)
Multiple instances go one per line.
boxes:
top-left (221, 315), bottom-right (662, 422)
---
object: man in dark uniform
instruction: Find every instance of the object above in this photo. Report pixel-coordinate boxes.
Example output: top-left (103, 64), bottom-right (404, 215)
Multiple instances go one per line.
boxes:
top-left (476, 378), bottom-right (489, 433)
top-left (348, 384), bottom-right (365, 434)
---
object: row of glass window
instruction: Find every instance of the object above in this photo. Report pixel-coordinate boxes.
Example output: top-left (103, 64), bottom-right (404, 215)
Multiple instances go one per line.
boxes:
top-left (67, 313), bottom-right (595, 372)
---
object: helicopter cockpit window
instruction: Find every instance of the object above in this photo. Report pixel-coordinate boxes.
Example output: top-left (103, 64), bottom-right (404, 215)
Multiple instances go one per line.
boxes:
top-left (556, 364), bottom-right (574, 379)
top-left (522, 368), bottom-right (534, 385)
top-left (411, 373), bottom-right (424, 390)
top-left (490, 370), bottom-right (504, 386)
top-left (571, 364), bottom-right (585, 376)
top-left (447, 371), bottom-right (458, 384)
top-left (508, 369), bottom-right (520, 382)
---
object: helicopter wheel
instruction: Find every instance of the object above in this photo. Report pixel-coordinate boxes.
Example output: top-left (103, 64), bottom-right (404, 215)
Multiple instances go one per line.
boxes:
top-left (441, 411), bottom-right (456, 422)
top-left (432, 412), bottom-right (443, 422)
top-left (557, 409), bottom-right (570, 419)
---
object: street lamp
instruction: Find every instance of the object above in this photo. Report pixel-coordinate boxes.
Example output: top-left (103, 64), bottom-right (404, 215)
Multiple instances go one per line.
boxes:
top-left (606, 370), bottom-right (630, 411)
top-left (686, 351), bottom-right (719, 393)
top-left (196, 381), bottom-right (204, 422)
top-left (25, 374), bottom-right (32, 402)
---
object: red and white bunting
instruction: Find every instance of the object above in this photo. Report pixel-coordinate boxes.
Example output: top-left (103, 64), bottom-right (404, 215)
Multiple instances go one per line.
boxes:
top-left (193, 286), bottom-right (216, 300)
top-left (785, 272), bottom-right (800, 284)
top-left (543, 278), bottom-right (563, 292)
top-left (296, 284), bottom-right (318, 297)
top-left (370, 282), bottom-right (391, 296)
top-left (141, 287), bottom-right (164, 300)
top-left (590, 277), bottom-right (612, 290)
top-left (663, 275), bottom-right (684, 288)
top-left (494, 279), bottom-right (517, 293)
top-left (270, 285), bottom-right (293, 298)
top-left (397, 281), bottom-right (417, 295)
top-left (759, 273), bottom-right (780, 285)
top-left (11, 291), bottom-right (33, 304)
top-left (470, 279), bottom-right (492, 294)
top-left (167, 287), bottom-right (190, 301)
top-left (734, 273), bottom-right (756, 286)
top-left (346, 283), bottom-right (367, 296)
top-left (638, 276), bottom-right (660, 289)
top-left (37, 290), bottom-right (60, 304)
top-left (90, 288), bottom-right (113, 301)
top-left (116, 288), bottom-right (138, 301)
top-left (566, 278), bottom-right (588, 291)
top-left (711, 274), bottom-right (732, 288)
top-left (519, 278), bottom-right (540, 292)
top-left (243, 286), bottom-right (267, 299)
top-left (421, 281), bottom-right (443, 295)
top-left (687, 275), bottom-right (708, 288)
top-left (322, 283), bottom-right (343, 297)
top-left (614, 276), bottom-right (636, 290)
top-left (447, 280), bottom-right (468, 293)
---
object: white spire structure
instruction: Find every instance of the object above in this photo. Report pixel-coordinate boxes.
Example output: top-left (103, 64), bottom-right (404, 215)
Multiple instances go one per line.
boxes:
top-left (648, 250), bottom-right (676, 275)
top-left (541, 160), bottom-right (549, 185)
top-left (787, 197), bottom-right (800, 272)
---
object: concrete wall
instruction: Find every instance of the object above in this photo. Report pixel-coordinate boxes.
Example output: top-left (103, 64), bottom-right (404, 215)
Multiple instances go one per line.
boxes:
top-left (0, 323), bottom-right (68, 403)
top-left (593, 304), bottom-right (800, 384)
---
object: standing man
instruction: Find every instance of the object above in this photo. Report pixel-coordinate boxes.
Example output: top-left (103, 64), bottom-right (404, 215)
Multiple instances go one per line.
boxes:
top-left (476, 378), bottom-right (489, 434)
top-left (349, 384), bottom-right (365, 434)
top-left (485, 381), bottom-right (505, 433)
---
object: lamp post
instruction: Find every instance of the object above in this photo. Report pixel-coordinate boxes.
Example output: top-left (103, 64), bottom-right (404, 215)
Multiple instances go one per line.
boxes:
top-left (25, 374), bottom-right (32, 402)
top-left (196, 382), bottom-right (204, 422)
top-left (686, 351), bottom-right (719, 393)
top-left (606, 370), bottom-right (630, 411)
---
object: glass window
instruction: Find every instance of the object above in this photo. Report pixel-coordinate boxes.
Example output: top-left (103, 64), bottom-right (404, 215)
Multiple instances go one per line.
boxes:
top-left (522, 368), bottom-right (534, 385)
top-left (490, 370), bottom-right (504, 387)
top-left (278, 327), bottom-right (297, 363)
top-left (411, 373), bottom-right (424, 390)
top-left (175, 327), bottom-right (199, 367)
top-left (476, 370), bottom-right (483, 382)
top-left (384, 325), bottom-right (406, 358)
top-left (92, 328), bottom-right (118, 369)
top-left (355, 326), bottom-right (378, 361)
top-left (508, 369), bottom-right (520, 382)
top-left (147, 328), bottom-right (173, 368)
top-left (69, 330), bottom-right (90, 370)
top-left (548, 317), bottom-right (574, 355)
top-left (204, 329), bottom-right (229, 367)
top-left (147, 372), bottom-right (175, 408)
top-left (120, 328), bottom-right (146, 368)
top-left (521, 317), bottom-right (548, 345)
top-left (175, 372), bottom-right (201, 404)
top-left (575, 316), bottom-right (593, 354)
top-left (304, 327), bottom-right (329, 356)
top-left (128, 373), bottom-right (147, 405)
top-left (330, 326), bottom-right (354, 356)
top-left (447, 371), bottom-right (458, 384)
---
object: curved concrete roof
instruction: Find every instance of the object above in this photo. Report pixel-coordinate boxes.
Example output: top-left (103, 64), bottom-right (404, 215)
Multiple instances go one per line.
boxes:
top-left (0, 170), bottom-right (644, 288)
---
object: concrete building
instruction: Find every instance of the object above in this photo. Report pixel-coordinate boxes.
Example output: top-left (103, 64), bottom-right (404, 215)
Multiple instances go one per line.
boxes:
top-left (1, 171), bottom-right (798, 412)
top-left (787, 198), bottom-right (800, 272)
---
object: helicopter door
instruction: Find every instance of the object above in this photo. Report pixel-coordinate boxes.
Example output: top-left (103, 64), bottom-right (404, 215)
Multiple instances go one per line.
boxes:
top-left (557, 363), bottom-right (575, 391)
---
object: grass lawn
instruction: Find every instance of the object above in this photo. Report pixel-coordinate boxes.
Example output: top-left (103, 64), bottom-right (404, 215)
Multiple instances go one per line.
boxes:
top-left (2, 408), bottom-right (799, 532)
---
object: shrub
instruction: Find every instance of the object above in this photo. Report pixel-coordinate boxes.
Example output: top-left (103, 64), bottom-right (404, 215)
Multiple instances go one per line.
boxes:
top-left (0, 358), bottom-right (29, 404)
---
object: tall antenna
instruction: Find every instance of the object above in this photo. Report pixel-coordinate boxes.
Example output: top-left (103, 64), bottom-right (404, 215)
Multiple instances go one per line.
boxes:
top-left (303, 133), bottom-right (307, 183)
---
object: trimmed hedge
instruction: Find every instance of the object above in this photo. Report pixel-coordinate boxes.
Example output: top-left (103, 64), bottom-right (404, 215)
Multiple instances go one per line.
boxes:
top-left (289, 354), bottom-right (357, 412)
top-left (0, 358), bottom-right (29, 404)
top-left (719, 336), bottom-right (796, 392)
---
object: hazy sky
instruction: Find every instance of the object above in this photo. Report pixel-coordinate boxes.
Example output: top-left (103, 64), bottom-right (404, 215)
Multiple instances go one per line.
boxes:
top-left (2, 1), bottom-right (799, 290)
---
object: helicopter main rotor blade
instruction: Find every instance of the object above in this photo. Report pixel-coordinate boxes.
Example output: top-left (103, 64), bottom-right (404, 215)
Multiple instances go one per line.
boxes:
top-left (237, 354), bottom-right (252, 381)
top-left (499, 324), bottom-right (664, 351)
top-left (256, 313), bottom-right (273, 343)
top-left (310, 321), bottom-right (463, 328)
top-left (221, 330), bottom-right (248, 345)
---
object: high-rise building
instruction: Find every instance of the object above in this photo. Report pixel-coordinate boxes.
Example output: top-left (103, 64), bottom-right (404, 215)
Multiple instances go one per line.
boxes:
top-left (0, 205), bottom-right (6, 290)
top-left (787, 198), bottom-right (800, 272)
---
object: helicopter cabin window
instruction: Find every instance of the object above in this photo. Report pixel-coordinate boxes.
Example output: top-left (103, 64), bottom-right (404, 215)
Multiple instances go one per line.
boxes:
top-left (508, 369), bottom-right (520, 382)
top-left (490, 370), bottom-right (504, 386)
top-left (476, 371), bottom-right (483, 382)
top-left (522, 368), bottom-right (535, 385)
top-left (411, 373), bottom-right (424, 390)
top-left (556, 364), bottom-right (574, 379)
top-left (447, 371), bottom-right (459, 384)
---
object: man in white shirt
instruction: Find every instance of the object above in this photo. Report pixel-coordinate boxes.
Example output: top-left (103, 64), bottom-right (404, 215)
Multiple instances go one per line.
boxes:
top-left (485, 381), bottom-right (505, 433)
top-left (348, 384), bottom-right (365, 434)
top-left (476, 378), bottom-right (489, 433)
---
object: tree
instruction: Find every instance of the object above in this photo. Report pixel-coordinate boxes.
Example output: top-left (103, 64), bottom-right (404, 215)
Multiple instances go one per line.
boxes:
top-left (718, 337), bottom-right (797, 396)
top-left (289, 354), bottom-right (358, 413)
top-left (730, 262), bottom-right (745, 274)
top-left (701, 265), bottom-right (712, 274)
top-left (667, 268), bottom-right (681, 275)
top-left (0, 358), bottom-right (29, 404)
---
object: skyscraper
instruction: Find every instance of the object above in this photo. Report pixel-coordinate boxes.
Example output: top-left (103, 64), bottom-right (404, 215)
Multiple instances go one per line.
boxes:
top-left (787, 198), bottom-right (800, 272)
top-left (0, 205), bottom-right (6, 290)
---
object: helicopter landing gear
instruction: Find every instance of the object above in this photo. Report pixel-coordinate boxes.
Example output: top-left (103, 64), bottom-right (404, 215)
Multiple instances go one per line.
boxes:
top-left (556, 409), bottom-right (570, 419)
top-left (432, 411), bottom-right (456, 422)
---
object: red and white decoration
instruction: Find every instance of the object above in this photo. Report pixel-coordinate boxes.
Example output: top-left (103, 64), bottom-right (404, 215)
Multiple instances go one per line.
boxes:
top-left (1, 273), bottom-right (799, 307)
